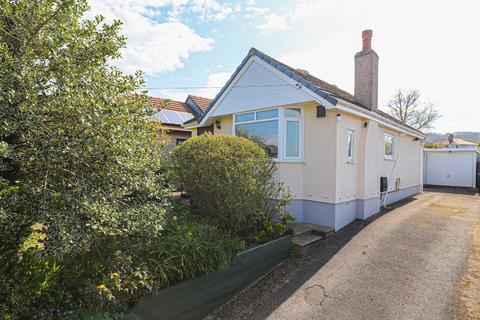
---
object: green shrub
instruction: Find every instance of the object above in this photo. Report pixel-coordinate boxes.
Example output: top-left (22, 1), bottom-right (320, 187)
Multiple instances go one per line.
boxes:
top-left (83, 207), bottom-right (242, 311)
top-left (0, 0), bottom-right (170, 317)
top-left (424, 143), bottom-right (443, 149)
top-left (145, 210), bottom-right (243, 289)
top-left (172, 134), bottom-right (292, 244)
top-left (1, 251), bottom-right (61, 319)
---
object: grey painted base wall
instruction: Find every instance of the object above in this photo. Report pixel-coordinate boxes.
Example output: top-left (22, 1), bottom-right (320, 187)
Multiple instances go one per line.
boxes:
top-left (287, 185), bottom-right (421, 231)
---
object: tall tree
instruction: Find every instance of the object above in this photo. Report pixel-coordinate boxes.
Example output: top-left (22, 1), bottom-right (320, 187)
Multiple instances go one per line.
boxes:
top-left (0, 0), bottom-right (168, 309)
top-left (386, 89), bottom-right (440, 130)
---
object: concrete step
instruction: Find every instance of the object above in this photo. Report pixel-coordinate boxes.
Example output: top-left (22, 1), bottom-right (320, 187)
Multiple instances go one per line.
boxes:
top-left (292, 233), bottom-right (323, 247)
top-left (288, 223), bottom-right (335, 237)
top-left (289, 224), bottom-right (314, 236)
top-left (308, 224), bottom-right (335, 236)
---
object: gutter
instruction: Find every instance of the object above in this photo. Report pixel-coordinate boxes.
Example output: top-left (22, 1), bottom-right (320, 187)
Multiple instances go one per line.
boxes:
top-left (334, 99), bottom-right (428, 140)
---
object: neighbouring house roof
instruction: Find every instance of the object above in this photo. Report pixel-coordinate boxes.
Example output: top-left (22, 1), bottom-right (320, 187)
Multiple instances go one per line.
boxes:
top-left (433, 138), bottom-right (478, 146)
top-left (195, 47), bottom-right (425, 137)
top-left (188, 95), bottom-right (212, 112)
top-left (147, 96), bottom-right (193, 114)
top-left (147, 95), bottom-right (212, 128)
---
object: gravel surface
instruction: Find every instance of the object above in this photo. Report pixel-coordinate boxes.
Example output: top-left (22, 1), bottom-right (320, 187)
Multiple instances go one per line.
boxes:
top-left (207, 188), bottom-right (480, 320)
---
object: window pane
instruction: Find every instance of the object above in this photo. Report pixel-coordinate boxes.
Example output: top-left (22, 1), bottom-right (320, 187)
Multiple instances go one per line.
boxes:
top-left (256, 109), bottom-right (278, 120)
top-left (235, 112), bottom-right (255, 123)
top-left (236, 120), bottom-right (278, 157)
top-left (384, 135), bottom-right (393, 157)
top-left (176, 139), bottom-right (187, 145)
top-left (285, 108), bottom-right (301, 118)
top-left (347, 132), bottom-right (353, 159)
top-left (286, 120), bottom-right (299, 158)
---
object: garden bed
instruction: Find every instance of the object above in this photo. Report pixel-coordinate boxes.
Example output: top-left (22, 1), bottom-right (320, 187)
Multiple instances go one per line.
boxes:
top-left (126, 236), bottom-right (292, 320)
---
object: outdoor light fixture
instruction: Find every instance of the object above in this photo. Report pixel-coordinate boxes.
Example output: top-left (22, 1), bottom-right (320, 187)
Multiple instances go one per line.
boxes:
top-left (364, 121), bottom-right (368, 128)
top-left (336, 114), bottom-right (342, 122)
top-left (215, 120), bottom-right (221, 130)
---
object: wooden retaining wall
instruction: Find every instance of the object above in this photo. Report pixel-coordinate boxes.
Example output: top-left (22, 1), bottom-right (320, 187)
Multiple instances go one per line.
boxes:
top-left (126, 236), bottom-right (292, 320)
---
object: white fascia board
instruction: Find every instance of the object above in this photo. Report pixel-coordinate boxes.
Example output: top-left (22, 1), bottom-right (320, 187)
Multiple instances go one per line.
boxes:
top-left (424, 148), bottom-right (479, 153)
top-left (334, 99), bottom-right (428, 140)
top-left (197, 55), bottom-right (336, 127)
top-left (183, 121), bottom-right (198, 129)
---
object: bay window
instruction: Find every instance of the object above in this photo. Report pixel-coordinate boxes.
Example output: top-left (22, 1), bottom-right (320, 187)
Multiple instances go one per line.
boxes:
top-left (234, 109), bottom-right (279, 158)
top-left (234, 107), bottom-right (303, 161)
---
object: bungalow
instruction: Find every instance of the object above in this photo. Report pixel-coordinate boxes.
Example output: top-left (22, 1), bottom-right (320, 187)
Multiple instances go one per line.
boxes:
top-left (149, 95), bottom-right (211, 151)
top-left (185, 30), bottom-right (428, 230)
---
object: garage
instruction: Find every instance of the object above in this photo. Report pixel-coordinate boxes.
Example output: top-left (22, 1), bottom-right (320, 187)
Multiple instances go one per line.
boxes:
top-left (424, 149), bottom-right (478, 188)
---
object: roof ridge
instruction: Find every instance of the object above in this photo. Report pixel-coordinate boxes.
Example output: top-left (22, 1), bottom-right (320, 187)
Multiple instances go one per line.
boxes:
top-left (195, 47), bottom-right (424, 136)
top-left (188, 94), bottom-right (211, 100)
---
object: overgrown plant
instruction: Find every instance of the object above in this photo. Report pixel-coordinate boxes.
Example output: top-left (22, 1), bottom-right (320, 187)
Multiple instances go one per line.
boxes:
top-left (172, 134), bottom-right (293, 244)
top-left (0, 0), bottom-right (168, 316)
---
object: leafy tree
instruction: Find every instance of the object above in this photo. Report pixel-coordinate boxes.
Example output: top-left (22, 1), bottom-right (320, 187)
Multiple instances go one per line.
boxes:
top-left (0, 0), bottom-right (168, 315)
top-left (387, 89), bottom-right (440, 130)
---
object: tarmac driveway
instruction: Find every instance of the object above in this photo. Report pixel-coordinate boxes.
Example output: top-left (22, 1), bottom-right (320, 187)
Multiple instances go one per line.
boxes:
top-left (209, 188), bottom-right (480, 320)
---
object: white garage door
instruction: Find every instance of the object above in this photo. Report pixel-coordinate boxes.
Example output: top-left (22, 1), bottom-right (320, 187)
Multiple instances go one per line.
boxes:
top-left (425, 151), bottom-right (477, 188)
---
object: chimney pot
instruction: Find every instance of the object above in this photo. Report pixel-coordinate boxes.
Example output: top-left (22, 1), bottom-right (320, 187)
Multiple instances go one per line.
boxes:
top-left (362, 29), bottom-right (373, 51)
top-left (354, 29), bottom-right (379, 110)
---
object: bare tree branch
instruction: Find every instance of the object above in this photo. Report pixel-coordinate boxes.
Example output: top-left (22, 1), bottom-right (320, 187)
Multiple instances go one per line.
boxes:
top-left (386, 89), bottom-right (440, 130)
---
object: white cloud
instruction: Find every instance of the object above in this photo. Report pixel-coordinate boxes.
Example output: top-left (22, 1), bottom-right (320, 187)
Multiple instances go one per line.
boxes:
top-left (245, 6), bottom-right (270, 18)
top-left (256, 0), bottom-right (480, 132)
top-left (87, 0), bottom-right (228, 75)
top-left (198, 71), bottom-right (232, 98)
top-left (255, 0), bottom-right (326, 32)
top-left (147, 71), bottom-right (231, 102)
top-left (188, 0), bottom-right (234, 21)
top-left (151, 89), bottom-right (190, 102)
top-left (257, 13), bottom-right (288, 32)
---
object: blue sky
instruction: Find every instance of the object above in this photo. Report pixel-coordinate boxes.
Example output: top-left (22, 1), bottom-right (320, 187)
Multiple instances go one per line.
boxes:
top-left (140, 0), bottom-right (301, 98)
top-left (88, 0), bottom-right (480, 133)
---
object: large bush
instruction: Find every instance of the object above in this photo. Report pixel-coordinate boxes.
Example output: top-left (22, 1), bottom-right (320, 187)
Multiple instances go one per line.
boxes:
top-left (172, 134), bottom-right (292, 244)
top-left (0, 0), bottom-right (168, 317)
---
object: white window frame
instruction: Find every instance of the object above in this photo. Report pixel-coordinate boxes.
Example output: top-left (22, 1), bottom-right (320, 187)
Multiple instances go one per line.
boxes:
top-left (347, 130), bottom-right (354, 162)
top-left (283, 108), bottom-right (303, 161)
top-left (384, 133), bottom-right (395, 160)
top-left (233, 108), bottom-right (280, 159)
top-left (232, 107), bottom-right (304, 162)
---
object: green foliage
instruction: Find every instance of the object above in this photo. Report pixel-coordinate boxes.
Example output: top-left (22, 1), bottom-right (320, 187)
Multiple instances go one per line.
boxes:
top-left (172, 134), bottom-right (293, 244)
top-left (0, 0), bottom-right (289, 317)
top-left (56, 207), bottom-right (242, 312)
top-left (424, 143), bottom-right (443, 149)
top-left (0, 0), bottom-right (169, 317)
top-left (0, 0), bottom-right (168, 259)
top-left (145, 209), bottom-right (244, 289)
top-left (62, 309), bottom-right (121, 320)
top-left (2, 252), bottom-right (61, 319)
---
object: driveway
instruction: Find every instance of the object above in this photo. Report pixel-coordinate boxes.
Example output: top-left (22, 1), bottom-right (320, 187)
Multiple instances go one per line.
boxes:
top-left (209, 188), bottom-right (480, 320)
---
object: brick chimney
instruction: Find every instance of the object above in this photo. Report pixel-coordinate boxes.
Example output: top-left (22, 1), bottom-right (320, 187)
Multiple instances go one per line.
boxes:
top-left (354, 30), bottom-right (379, 110)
